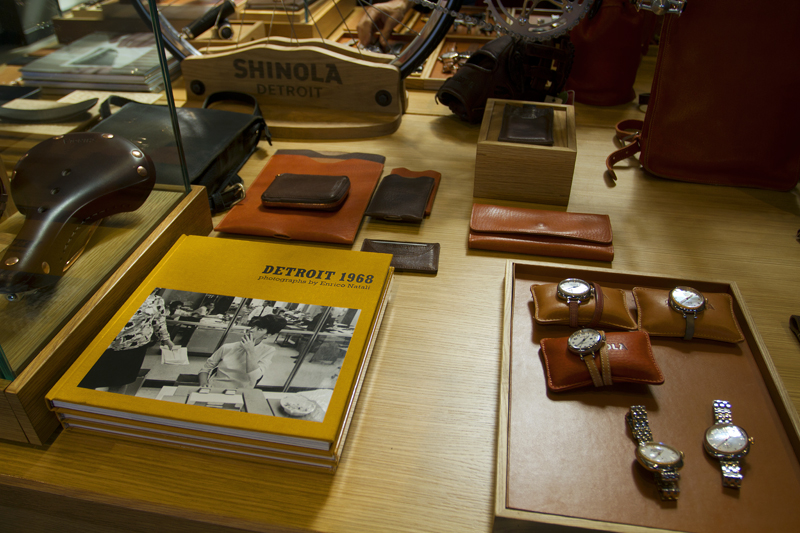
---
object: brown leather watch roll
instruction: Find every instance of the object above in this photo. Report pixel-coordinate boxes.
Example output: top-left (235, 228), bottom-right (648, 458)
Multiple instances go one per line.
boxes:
top-left (531, 281), bottom-right (637, 330)
top-left (633, 287), bottom-right (744, 343)
top-left (540, 330), bottom-right (664, 392)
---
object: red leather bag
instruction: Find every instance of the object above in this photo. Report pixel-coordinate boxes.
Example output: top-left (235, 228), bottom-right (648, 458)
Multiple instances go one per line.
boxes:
top-left (607, 1), bottom-right (800, 191)
top-left (565, 0), bottom-right (646, 106)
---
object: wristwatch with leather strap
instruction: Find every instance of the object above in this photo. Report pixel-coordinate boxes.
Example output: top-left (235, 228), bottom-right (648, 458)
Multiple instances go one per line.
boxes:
top-left (557, 278), bottom-right (604, 327)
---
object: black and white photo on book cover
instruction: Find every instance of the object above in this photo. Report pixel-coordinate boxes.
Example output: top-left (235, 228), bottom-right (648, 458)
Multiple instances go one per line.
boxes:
top-left (78, 287), bottom-right (361, 422)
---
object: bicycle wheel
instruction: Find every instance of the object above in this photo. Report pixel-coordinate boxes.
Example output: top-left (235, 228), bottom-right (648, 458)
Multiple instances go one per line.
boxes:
top-left (131, 0), bottom-right (462, 79)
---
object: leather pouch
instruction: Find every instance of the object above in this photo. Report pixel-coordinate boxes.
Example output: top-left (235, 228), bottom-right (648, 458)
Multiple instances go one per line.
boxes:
top-left (389, 168), bottom-right (441, 217)
top-left (540, 330), bottom-right (663, 392)
top-left (632, 287), bottom-right (744, 343)
top-left (498, 105), bottom-right (554, 146)
top-left (361, 239), bottom-right (440, 274)
top-left (468, 204), bottom-right (614, 262)
top-left (365, 174), bottom-right (435, 223)
top-left (215, 151), bottom-right (383, 245)
top-left (531, 282), bottom-right (636, 330)
top-left (90, 92), bottom-right (269, 213)
top-left (261, 174), bottom-right (350, 210)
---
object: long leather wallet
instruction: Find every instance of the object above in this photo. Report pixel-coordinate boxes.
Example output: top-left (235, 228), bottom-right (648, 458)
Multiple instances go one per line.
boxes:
top-left (540, 331), bottom-right (664, 392)
top-left (360, 239), bottom-right (440, 274)
top-left (498, 104), bottom-right (554, 146)
top-left (261, 174), bottom-right (350, 210)
top-left (468, 204), bottom-right (614, 262)
top-left (365, 174), bottom-right (436, 222)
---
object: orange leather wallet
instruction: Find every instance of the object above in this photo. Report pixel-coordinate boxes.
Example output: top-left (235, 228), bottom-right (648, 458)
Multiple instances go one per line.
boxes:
top-left (531, 282), bottom-right (637, 330)
top-left (468, 204), bottom-right (614, 261)
top-left (215, 152), bottom-right (383, 244)
top-left (540, 331), bottom-right (664, 392)
top-left (632, 287), bottom-right (744, 343)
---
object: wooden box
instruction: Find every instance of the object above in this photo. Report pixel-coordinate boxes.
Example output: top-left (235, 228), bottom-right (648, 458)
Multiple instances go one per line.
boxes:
top-left (0, 187), bottom-right (213, 445)
top-left (474, 99), bottom-right (576, 207)
top-left (496, 260), bottom-right (800, 532)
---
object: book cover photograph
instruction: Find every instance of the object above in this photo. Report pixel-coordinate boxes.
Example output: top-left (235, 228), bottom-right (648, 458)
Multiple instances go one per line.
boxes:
top-left (77, 287), bottom-right (360, 424)
top-left (47, 236), bottom-right (394, 455)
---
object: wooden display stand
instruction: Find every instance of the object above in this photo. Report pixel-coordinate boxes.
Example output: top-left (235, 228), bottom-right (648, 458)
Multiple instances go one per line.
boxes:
top-left (496, 261), bottom-right (800, 532)
top-left (180, 41), bottom-right (405, 139)
top-left (474, 99), bottom-right (577, 206)
top-left (0, 186), bottom-right (213, 445)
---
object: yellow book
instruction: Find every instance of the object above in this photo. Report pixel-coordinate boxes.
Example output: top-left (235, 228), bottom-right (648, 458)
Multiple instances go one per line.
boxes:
top-left (47, 235), bottom-right (393, 453)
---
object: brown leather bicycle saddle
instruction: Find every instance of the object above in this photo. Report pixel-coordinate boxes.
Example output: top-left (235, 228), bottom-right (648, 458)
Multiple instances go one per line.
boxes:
top-left (0, 132), bottom-right (156, 296)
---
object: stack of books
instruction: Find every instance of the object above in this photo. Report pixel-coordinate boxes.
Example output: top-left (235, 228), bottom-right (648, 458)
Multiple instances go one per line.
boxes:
top-left (47, 236), bottom-right (393, 472)
top-left (21, 32), bottom-right (180, 93)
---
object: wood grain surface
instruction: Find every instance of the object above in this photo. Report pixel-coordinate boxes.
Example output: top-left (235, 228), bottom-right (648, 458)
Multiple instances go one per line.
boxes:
top-left (0, 52), bottom-right (798, 533)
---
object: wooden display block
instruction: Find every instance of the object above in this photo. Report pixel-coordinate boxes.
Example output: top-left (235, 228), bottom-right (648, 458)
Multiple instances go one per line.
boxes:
top-left (475, 99), bottom-right (576, 207)
top-left (237, 0), bottom-right (357, 39)
top-left (0, 186), bottom-right (213, 445)
top-left (496, 260), bottom-right (800, 533)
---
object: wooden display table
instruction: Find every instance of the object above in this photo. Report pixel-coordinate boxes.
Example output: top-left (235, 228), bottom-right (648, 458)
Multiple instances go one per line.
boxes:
top-left (1, 55), bottom-right (799, 532)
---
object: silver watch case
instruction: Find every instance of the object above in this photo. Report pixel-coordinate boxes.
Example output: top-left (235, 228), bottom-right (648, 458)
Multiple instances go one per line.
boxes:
top-left (703, 423), bottom-right (753, 459)
top-left (556, 278), bottom-right (594, 303)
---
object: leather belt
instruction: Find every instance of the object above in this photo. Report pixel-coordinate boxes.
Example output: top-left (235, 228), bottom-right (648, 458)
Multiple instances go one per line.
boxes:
top-left (0, 98), bottom-right (98, 123)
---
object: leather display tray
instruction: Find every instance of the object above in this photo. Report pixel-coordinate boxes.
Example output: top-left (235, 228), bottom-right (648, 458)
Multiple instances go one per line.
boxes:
top-left (496, 260), bottom-right (800, 532)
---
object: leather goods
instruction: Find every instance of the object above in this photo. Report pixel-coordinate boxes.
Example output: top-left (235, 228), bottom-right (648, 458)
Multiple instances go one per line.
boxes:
top-left (565, 0), bottom-right (646, 106)
top-left (532, 282), bottom-right (637, 330)
top-left (0, 132), bottom-right (156, 295)
top-left (215, 152), bottom-right (384, 244)
top-left (365, 174), bottom-right (435, 223)
top-left (468, 204), bottom-right (614, 262)
top-left (261, 174), bottom-right (350, 210)
top-left (632, 287), bottom-right (744, 343)
top-left (91, 91), bottom-right (269, 212)
top-left (540, 330), bottom-right (663, 392)
top-left (606, 1), bottom-right (800, 190)
top-left (360, 239), bottom-right (440, 274)
top-left (388, 167), bottom-right (441, 217)
top-left (498, 104), bottom-right (554, 146)
top-left (436, 35), bottom-right (574, 123)
top-left (0, 98), bottom-right (97, 123)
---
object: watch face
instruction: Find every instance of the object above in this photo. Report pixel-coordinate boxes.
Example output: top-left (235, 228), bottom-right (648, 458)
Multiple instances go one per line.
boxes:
top-left (670, 286), bottom-right (705, 311)
top-left (567, 328), bottom-right (603, 355)
top-left (705, 424), bottom-right (750, 455)
top-left (637, 442), bottom-right (683, 467)
top-left (557, 278), bottom-right (592, 300)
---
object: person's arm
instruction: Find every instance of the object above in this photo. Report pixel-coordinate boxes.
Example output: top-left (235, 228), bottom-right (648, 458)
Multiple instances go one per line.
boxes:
top-left (198, 345), bottom-right (224, 386)
top-left (153, 296), bottom-right (175, 350)
top-left (356, 0), bottom-right (413, 48)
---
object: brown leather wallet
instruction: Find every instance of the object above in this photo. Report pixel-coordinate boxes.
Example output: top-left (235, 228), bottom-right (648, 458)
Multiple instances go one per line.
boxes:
top-left (261, 174), bottom-right (350, 210)
top-left (531, 282), bottom-right (637, 330)
top-left (468, 204), bottom-right (614, 261)
top-left (632, 287), bottom-right (745, 343)
top-left (365, 174), bottom-right (436, 223)
top-left (389, 167), bottom-right (441, 217)
top-left (540, 331), bottom-right (664, 392)
top-left (360, 239), bottom-right (440, 274)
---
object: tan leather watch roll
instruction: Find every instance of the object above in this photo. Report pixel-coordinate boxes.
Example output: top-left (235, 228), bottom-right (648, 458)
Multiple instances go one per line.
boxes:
top-left (633, 287), bottom-right (744, 343)
top-left (532, 280), bottom-right (637, 330)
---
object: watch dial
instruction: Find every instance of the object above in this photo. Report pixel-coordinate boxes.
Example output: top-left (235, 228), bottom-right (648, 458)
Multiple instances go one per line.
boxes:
top-left (637, 443), bottom-right (682, 466)
top-left (558, 278), bottom-right (591, 297)
top-left (671, 286), bottom-right (704, 310)
top-left (705, 424), bottom-right (749, 454)
top-left (568, 328), bottom-right (603, 353)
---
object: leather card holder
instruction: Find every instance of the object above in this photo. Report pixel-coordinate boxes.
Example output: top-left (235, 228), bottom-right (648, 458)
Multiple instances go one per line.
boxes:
top-left (361, 239), bottom-right (440, 274)
top-left (632, 287), bottom-right (744, 343)
top-left (540, 331), bottom-right (664, 392)
top-left (261, 174), bottom-right (350, 210)
top-left (531, 283), bottom-right (637, 330)
top-left (498, 104), bottom-right (554, 146)
top-left (365, 174), bottom-right (436, 223)
top-left (468, 204), bottom-right (614, 262)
